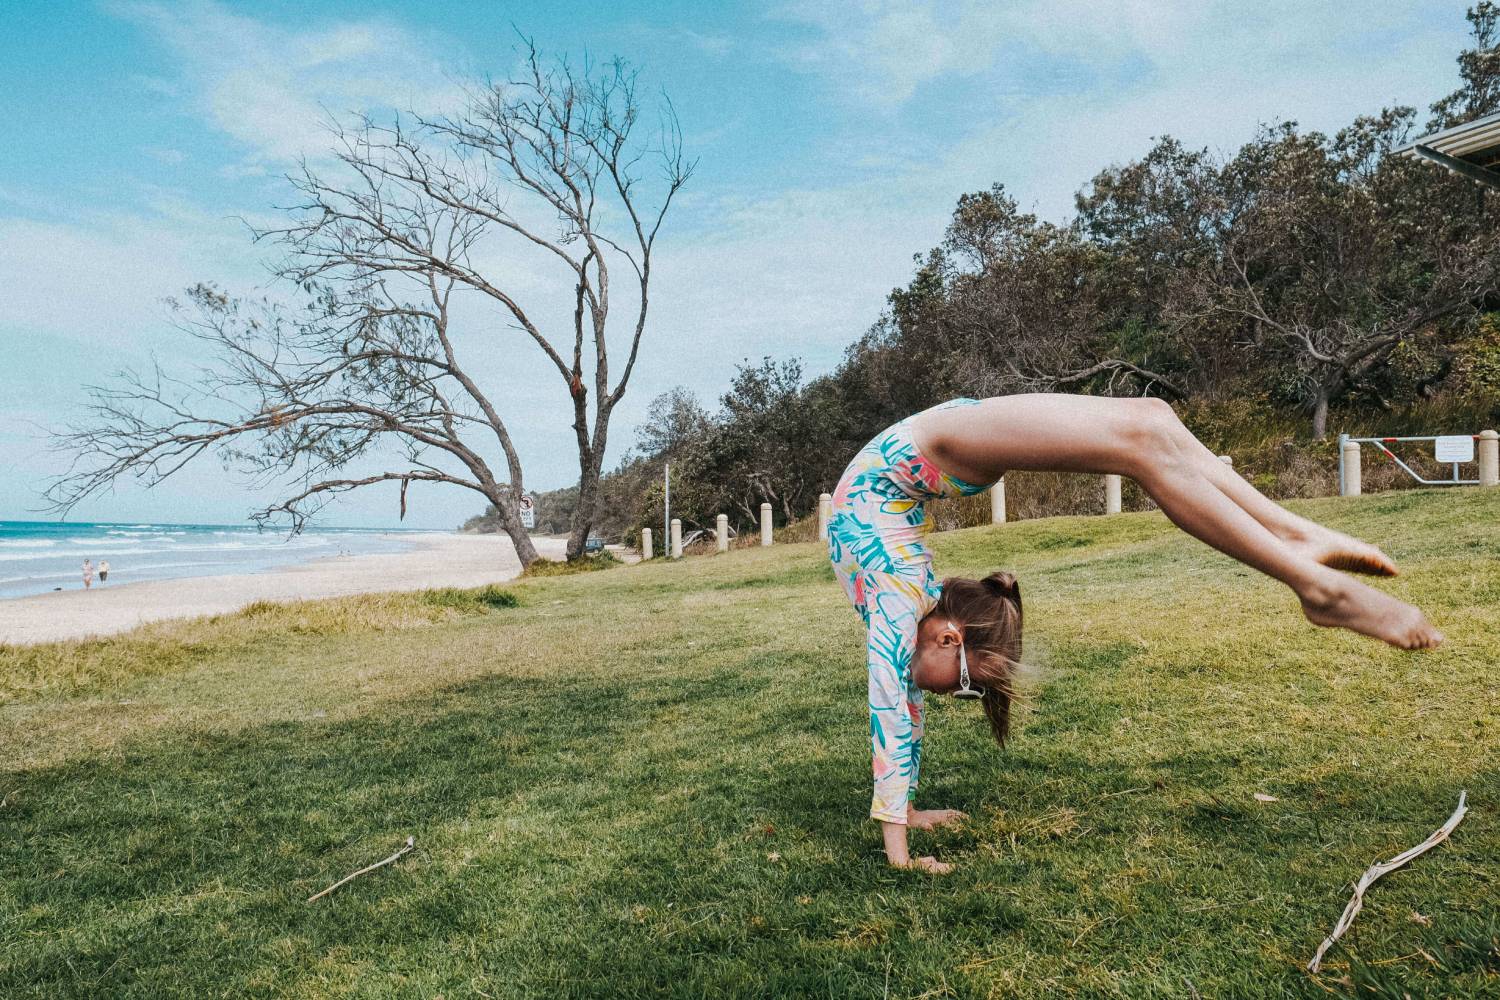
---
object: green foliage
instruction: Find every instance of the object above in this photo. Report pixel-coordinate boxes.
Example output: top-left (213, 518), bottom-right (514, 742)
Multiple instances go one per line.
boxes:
top-left (1450, 312), bottom-right (1500, 405)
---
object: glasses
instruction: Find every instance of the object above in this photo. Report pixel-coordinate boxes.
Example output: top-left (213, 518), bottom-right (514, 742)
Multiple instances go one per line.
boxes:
top-left (949, 620), bottom-right (986, 700)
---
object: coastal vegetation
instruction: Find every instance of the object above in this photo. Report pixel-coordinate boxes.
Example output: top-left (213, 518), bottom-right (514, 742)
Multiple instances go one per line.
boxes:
top-left (483, 6), bottom-right (1500, 546)
top-left (4, 489), bottom-right (1496, 997)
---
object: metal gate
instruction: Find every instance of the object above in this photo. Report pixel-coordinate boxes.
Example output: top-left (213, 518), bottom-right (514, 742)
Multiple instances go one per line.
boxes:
top-left (1338, 432), bottom-right (1484, 495)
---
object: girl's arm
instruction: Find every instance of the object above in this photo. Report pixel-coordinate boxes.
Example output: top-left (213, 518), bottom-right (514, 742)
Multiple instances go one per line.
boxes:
top-left (866, 588), bottom-right (919, 829)
top-left (866, 580), bottom-right (949, 872)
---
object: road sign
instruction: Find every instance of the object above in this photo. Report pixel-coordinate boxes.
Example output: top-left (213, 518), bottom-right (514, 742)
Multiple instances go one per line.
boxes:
top-left (1434, 435), bottom-right (1475, 463)
top-left (519, 493), bottom-right (535, 530)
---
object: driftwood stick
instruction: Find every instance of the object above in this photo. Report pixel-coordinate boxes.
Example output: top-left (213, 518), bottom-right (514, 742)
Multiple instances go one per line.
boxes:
top-left (307, 836), bottom-right (416, 903)
top-left (1307, 792), bottom-right (1468, 974)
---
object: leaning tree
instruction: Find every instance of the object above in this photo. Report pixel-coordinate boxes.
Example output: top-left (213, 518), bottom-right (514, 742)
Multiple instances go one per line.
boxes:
top-left (49, 45), bottom-right (692, 564)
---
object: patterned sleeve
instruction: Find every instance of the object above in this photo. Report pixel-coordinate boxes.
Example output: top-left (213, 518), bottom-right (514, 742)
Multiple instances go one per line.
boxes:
top-left (865, 572), bottom-right (925, 824)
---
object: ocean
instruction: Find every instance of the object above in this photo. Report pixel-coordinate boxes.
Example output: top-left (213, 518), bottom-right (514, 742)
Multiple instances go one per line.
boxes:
top-left (0, 520), bottom-right (428, 599)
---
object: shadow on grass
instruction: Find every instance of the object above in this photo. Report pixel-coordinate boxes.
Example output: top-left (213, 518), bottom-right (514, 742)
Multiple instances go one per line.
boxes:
top-left (2, 662), bottom-right (901, 997)
top-left (3, 650), bottom-right (1493, 998)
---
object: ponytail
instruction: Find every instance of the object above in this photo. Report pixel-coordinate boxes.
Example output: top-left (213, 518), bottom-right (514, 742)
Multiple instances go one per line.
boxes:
top-left (930, 571), bottom-right (1023, 747)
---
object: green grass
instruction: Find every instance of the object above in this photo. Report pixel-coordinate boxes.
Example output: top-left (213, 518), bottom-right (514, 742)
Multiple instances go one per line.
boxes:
top-left (521, 551), bottom-right (623, 577)
top-left (2, 489), bottom-right (1497, 998)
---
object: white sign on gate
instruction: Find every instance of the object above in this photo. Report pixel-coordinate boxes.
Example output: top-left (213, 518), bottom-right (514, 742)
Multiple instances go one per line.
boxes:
top-left (1434, 435), bottom-right (1475, 463)
top-left (519, 493), bottom-right (536, 530)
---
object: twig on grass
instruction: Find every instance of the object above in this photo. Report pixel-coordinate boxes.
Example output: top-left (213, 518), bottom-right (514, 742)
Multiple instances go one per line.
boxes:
top-left (1098, 785), bottom-right (1151, 800)
top-left (1306, 792), bottom-right (1468, 974)
top-left (307, 836), bottom-right (415, 903)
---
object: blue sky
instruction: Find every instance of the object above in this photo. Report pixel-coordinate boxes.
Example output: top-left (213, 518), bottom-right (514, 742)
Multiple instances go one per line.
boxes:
top-left (0, 1), bottom-right (1472, 528)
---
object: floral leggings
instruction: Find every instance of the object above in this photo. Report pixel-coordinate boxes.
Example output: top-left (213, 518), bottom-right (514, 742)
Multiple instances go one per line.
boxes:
top-left (826, 398), bottom-right (990, 823)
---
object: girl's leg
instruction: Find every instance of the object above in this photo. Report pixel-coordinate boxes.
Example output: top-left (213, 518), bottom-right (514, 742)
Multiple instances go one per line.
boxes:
top-left (915, 395), bottom-right (1441, 649)
top-left (1122, 424), bottom-right (1438, 649)
top-left (1148, 409), bottom-right (1396, 576)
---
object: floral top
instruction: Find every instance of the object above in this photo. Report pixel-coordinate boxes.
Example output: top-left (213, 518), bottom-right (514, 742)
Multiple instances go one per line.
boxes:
top-left (826, 398), bottom-right (991, 823)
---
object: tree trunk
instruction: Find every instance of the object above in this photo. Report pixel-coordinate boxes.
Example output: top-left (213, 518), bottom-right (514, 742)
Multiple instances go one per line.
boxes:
top-left (1310, 389), bottom-right (1330, 440)
top-left (567, 459), bottom-right (603, 560)
top-left (488, 487), bottom-right (540, 567)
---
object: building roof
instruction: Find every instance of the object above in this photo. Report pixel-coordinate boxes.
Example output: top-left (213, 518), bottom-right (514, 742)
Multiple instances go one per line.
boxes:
top-left (1396, 110), bottom-right (1500, 187)
top-left (1397, 110), bottom-right (1500, 166)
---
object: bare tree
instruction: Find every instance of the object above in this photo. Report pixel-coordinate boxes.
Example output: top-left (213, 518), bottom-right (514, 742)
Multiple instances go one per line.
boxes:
top-left (48, 44), bottom-right (693, 564)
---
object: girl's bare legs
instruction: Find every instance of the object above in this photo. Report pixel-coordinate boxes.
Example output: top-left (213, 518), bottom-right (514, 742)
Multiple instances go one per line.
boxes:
top-left (1151, 416), bottom-right (1397, 576)
top-left (916, 395), bottom-right (1442, 650)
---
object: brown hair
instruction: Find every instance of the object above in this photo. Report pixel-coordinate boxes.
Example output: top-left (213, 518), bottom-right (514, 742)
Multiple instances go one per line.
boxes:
top-left (929, 571), bottom-right (1022, 748)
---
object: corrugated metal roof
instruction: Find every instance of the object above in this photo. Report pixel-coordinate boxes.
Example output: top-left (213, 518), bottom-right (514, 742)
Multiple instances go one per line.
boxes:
top-left (1397, 110), bottom-right (1500, 167)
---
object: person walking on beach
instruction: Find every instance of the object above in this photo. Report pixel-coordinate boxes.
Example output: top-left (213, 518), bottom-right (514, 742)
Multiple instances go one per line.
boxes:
top-left (82, 559), bottom-right (94, 590)
top-left (98, 559), bottom-right (110, 585)
top-left (828, 394), bottom-right (1443, 875)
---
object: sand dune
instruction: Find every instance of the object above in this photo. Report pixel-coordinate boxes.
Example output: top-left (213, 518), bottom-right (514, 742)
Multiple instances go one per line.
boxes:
top-left (0, 533), bottom-right (567, 646)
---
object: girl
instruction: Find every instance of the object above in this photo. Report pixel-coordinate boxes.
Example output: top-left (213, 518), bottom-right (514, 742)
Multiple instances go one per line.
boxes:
top-left (827, 395), bottom-right (1442, 874)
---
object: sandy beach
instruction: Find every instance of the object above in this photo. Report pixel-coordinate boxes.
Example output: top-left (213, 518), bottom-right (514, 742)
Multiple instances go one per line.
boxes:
top-left (0, 532), bottom-right (567, 646)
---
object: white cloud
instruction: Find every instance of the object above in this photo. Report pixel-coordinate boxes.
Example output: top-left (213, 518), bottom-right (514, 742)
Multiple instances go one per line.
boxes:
top-left (773, 1), bottom-right (1459, 119)
top-left (0, 202), bottom-right (269, 349)
top-left (774, 1), bottom-right (964, 108)
top-left (674, 27), bottom-right (735, 57)
top-left (112, 0), bottom-right (468, 165)
top-left (771, 1), bottom-right (1463, 214)
top-left (216, 162), bottom-right (268, 181)
top-left (143, 147), bottom-right (186, 165)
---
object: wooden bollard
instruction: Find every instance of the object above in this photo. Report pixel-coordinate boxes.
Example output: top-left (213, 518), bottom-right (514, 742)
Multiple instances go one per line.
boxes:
top-left (760, 502), bottom-right (773, 546)
top-left (641, 527), bottom-right (653, 560)
top-left (1341, 441), bottom-right (1362, 497)
top-left (1104, 474), bottom-right (1122, 515)
top-left (817, 492), bottom-right (832, 540)
top-left (670, 518), bottom-right (682, 559)
top-left (716, 513), bottom-right (729, 552)
top-left (989, 477), bottom-right (1006, 524)
top-left (1480, 430), bottom-right (1499, 487)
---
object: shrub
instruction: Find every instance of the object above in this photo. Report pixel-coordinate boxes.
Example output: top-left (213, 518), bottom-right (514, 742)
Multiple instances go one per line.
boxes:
top-left (521, 551), bottom-right (622, 577)
top-left (422, 585), bottom-right (519, 611)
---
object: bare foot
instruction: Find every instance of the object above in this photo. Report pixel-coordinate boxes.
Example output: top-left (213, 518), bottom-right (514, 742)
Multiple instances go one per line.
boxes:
top-left (902, 856), bottom-right (953, 875)
top-left (1300, 574), bottom-right (1444, 649)
top-left (1286, 525), bottom-right (1398, 577)
top-left (907, 807), bottom-right (966, 831)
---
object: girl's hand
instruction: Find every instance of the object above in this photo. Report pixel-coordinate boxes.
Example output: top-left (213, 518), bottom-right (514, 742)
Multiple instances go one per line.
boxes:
top-left (905, 856), bottom-right (953, 875)
top-left (907, 806), bottom-right (967, 831)
top-left (881, 819), bottom-right (954, 872)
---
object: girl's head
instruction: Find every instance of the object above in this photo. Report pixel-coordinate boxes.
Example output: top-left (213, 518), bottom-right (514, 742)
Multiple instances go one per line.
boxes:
top-left (912, 572), bottom-right (1023, 747)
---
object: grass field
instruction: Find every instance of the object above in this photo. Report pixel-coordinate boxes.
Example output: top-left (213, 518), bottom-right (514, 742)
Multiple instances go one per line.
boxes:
top-left (2, 490), bottom-right (1497, 998)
